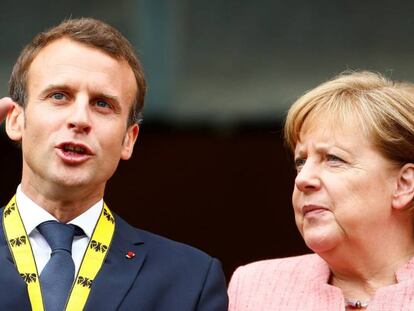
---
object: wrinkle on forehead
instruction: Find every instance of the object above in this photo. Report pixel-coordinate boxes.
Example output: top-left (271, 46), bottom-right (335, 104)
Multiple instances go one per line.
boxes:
top-left (26, 37), bottom-right (137, 113)
top-left (299, 108), bottom-right (371, 144)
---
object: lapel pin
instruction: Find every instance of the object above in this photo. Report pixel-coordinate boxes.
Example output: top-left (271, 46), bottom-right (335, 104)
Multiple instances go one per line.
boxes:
top-left (126, 251), bottom-right (135, 259)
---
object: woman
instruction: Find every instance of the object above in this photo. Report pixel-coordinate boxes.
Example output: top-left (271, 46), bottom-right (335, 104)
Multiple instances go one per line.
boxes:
top-left (228, 71), bottom-right (414, 310)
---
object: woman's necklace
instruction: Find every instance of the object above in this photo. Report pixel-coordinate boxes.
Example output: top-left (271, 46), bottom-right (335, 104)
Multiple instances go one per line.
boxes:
top-left (344, 298), bottom-right (369, 309)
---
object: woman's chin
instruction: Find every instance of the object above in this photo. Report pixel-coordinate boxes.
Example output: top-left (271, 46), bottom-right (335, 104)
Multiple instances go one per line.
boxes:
top-left (302, 225), bottom-right (343, 254)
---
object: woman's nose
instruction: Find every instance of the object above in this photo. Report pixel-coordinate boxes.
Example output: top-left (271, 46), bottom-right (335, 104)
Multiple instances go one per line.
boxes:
top-left (294, 160), bottom-right (321, 193)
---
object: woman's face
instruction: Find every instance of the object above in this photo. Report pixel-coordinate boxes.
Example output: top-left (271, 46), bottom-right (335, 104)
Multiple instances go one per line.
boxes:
top-left (292, 116), bottom-right (400, 254)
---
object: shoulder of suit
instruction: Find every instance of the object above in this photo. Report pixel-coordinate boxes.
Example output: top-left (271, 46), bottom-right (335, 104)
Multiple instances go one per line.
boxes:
top-left (114, 212), bottom-right (217, 265)
top-left (232, 253), bottom-right (325, 282)
top-left (239, 253), bottom-right (321, 269)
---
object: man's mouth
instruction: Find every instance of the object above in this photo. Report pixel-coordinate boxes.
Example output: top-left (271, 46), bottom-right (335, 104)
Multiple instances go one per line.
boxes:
top-left (55, 142), bottom-right (93, 164)
top-left (63, 144), bottom-right (86, 154)
top-left (58, 142), bottom-right (93, 155)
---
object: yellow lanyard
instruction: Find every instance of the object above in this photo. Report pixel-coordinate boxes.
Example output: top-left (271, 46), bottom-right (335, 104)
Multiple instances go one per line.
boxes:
top-left (2, 195), bottom-right (115, 311)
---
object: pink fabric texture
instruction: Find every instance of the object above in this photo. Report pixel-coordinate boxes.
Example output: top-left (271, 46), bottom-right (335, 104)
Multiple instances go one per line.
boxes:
top-left (228, 254), bottom-right (414, 311)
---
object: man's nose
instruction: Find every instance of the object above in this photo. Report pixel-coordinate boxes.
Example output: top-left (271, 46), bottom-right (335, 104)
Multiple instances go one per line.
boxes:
top-left (294, 160), bottom-right (321, 193)
top-left (67, 98), bottom-right (91, 134)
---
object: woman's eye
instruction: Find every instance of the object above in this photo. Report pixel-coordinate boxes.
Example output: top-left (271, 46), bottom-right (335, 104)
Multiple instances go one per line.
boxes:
top-left (326, 154), bottom-right (344, 163)
top-left (294, 158), bottom-right (306, 171)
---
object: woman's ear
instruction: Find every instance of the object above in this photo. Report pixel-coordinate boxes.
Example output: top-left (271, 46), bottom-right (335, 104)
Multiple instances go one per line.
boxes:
top-left (392, 163), bottom-right (414, 210)
top-left (5, 102), bottom-right (24, 142)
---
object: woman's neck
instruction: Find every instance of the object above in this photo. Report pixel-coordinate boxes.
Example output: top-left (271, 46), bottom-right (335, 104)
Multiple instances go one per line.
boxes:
top-left (321, 215), bottom-right (414, 302)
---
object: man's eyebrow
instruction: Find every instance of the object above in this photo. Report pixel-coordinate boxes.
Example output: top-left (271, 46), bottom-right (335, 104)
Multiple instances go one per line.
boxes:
top-left (94, 92), bottom-right (121, 108)
top-left (40, 85), bottom-right (120, 103)
top-left (40, 84), bottom-right (73, 96)
top-left (95, 92), bottom-right (120, 102)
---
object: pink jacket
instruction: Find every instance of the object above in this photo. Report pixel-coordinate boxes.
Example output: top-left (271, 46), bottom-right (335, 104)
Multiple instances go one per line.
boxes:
top-left (228, 254), bottom-right (414, 310)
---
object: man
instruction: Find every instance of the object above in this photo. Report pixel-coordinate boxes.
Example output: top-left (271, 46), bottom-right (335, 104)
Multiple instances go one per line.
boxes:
top-left (0, 18), bottom-right (227, 310)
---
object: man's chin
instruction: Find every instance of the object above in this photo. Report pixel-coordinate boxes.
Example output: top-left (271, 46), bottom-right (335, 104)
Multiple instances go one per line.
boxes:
top-left (51, 175), bottom-right (93, 189)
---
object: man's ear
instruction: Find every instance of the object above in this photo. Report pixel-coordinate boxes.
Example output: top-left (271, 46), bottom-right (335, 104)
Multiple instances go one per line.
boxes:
top-left (121, 124), bottom-right (139, 160)
top-left (392, 163), bottom-right (414, 210)
top-left (5, 102), bottom-right (24, 142)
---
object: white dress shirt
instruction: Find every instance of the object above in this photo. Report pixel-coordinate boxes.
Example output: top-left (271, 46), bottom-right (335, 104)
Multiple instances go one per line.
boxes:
top-left (16, 185), bottom-right (103, 275)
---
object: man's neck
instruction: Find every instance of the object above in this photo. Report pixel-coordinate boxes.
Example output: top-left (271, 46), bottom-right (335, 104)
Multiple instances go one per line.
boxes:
top-left (20, 181), bottom-right (104, 223)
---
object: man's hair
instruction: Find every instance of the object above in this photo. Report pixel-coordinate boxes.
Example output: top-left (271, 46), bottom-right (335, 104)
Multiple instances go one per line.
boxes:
top-left (9, 17), bottom-right (146, 125)
top-left (284, 71), bottom-right (414, 166)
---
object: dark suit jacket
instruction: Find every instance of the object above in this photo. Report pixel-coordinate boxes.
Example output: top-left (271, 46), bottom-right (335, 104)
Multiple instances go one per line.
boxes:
top-left (0, 210), bottom-right (228, 310)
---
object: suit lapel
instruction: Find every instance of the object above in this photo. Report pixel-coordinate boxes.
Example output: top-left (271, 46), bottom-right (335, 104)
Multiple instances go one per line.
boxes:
top-left (84, 214), bottom-right (147, 311)
top-left (307, 255), bottom-right (345, 310)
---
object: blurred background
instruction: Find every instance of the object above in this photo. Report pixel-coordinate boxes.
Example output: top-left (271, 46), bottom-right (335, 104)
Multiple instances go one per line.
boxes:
top-left (1, 0), bottom-right (414, 281)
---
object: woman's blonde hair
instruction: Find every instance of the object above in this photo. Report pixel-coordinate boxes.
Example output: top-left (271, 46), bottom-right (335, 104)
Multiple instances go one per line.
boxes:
top-left (284, 71), bottom-right (414, 166)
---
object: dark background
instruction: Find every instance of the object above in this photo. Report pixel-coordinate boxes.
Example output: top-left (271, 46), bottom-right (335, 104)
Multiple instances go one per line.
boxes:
top-left (0, 122), bottom-right (307, 281)
top-left (2, 0), bottom-right (414, 281)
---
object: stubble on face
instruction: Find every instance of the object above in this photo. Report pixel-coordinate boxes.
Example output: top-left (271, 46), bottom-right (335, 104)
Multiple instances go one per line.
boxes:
top-left (18, 38), bottom-right (138, 205)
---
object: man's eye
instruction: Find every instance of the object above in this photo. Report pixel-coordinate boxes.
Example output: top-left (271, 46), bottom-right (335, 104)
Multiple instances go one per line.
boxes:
top-left (51, 92), bottom-right (65, 100)
top-left (95, 100), bottom-right (110, 109)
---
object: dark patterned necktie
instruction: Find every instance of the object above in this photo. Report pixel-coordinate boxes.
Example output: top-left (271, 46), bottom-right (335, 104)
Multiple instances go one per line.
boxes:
top-left (37, 220), bottom-right (78, 311)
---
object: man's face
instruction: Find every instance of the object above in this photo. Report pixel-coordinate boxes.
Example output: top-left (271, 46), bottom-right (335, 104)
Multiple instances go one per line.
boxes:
top-left (8, 38), bottom-right (138, 195)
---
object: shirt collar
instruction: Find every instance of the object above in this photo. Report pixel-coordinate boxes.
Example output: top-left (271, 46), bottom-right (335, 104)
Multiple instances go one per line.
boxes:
top-left (16, 185), bottom-right (102, 239)
top-left (310, 253), bottom-right (414, 284)
top-left (396, 255), bottom-right (414, 282)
